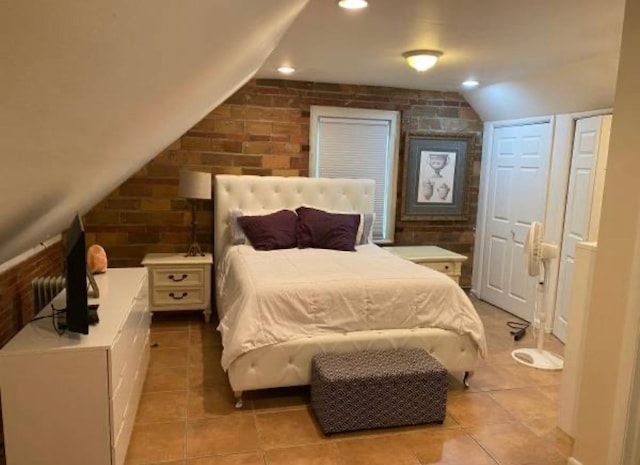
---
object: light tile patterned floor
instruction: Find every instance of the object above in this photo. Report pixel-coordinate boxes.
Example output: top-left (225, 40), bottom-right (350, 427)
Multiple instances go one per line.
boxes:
top-left (126, 298), bottom-right (571, 465)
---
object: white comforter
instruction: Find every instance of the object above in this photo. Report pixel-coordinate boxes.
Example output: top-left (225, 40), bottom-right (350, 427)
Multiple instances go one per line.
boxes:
top-left (216, 244), bottom-right (487, 370)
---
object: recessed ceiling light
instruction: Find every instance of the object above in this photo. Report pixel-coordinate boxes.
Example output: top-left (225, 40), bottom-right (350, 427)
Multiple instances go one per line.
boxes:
top-left (277, 66), bottom-right (295, 75)
top-left (338, 0), bottom-right (368, 10)
top-left (402, 50), bottom-right (443, 72)
top-left (462, 79), bottom-right (479, 88)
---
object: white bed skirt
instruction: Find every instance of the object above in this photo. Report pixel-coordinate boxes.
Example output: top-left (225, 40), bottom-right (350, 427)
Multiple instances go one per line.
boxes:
top-left (227, 327), bottom-right (477, 392)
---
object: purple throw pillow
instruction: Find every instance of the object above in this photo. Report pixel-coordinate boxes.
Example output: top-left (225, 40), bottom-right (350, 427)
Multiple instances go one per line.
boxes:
top-left (296, 207), bottom-right (360, 252)
top-left (237, 210), bottom-right (298, 251)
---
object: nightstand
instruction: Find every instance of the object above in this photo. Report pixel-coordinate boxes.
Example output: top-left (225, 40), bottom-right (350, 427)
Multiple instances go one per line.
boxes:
top-left (142, 253), bottom-right (213, 322)
top-left (385, 246), bottom-right (467, 284)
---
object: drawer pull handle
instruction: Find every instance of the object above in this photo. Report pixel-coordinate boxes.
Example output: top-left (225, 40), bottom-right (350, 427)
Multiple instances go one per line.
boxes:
top-left (169, 292), bottom-right (188, 300)
top-left (168, 274), bottom-right (188, 282)
top-left (444, 265), bottom-right (449, 270)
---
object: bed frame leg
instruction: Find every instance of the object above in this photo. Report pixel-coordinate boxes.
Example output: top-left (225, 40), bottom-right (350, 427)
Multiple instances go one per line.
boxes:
top-left (234, 391), bottom-right (244, 409)
top-left (463, 371), bottom-right (473, 388)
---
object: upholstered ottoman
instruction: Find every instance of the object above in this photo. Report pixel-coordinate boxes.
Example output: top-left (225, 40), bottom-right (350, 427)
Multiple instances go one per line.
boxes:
top-left (310, 349), bottom-right (447, 434)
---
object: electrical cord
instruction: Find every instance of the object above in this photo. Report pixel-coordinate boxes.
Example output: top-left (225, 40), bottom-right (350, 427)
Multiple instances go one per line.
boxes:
top-left (507, 321), bottom-right (530, 341)
top-left (50, 303), bottom-right (67, 336)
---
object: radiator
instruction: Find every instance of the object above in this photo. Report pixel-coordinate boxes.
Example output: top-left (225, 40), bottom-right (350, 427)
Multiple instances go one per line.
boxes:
top-left (32, 276), bottom-right (66, 312)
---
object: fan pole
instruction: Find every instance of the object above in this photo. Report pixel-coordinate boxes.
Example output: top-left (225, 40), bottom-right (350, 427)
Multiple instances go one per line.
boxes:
top-left (511, 257), bottom-right (564, 370)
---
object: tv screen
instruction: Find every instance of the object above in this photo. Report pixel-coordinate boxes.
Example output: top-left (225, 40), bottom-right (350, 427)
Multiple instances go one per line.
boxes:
top-left (63, 214), bottom-right (89, 334)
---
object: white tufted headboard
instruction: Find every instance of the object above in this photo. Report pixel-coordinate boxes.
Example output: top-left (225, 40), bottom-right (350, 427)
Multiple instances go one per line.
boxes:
top-left (214, 175), bottom-right (375, 263)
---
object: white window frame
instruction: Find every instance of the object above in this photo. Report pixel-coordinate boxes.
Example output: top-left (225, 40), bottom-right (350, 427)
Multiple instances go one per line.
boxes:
top-left (309, 106), bottom-right (400, 243)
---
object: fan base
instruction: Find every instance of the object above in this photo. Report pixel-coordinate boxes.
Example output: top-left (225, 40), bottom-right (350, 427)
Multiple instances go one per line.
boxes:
top-left (511, 348), bottom-right (564, 370)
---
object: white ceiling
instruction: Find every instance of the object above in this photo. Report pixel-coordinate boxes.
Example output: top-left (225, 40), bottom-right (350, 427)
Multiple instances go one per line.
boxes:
top-left (258, 0), bottom-right (625, 119)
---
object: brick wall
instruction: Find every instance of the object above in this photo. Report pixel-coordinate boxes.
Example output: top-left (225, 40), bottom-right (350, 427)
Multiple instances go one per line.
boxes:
top-left (84, 79), bottom-right (483, 286)
top-left (0, 241), bottom-right (64, 347)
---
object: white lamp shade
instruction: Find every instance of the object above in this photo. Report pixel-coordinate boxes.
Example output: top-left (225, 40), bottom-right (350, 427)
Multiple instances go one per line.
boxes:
top-left (179, 170), bottom-right (211, 199)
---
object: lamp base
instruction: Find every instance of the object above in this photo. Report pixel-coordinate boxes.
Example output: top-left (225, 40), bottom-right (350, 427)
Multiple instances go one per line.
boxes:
top-left (185, 242), bottom-right (205, 257)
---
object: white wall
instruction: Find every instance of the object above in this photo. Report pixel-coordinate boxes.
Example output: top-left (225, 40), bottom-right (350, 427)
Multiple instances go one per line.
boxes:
top-left (571, 0), bottom-right (640, 462)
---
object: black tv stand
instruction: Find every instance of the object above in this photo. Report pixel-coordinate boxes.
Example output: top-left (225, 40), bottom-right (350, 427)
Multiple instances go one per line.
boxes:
top-left (54, 304), bottom-right (100, 332)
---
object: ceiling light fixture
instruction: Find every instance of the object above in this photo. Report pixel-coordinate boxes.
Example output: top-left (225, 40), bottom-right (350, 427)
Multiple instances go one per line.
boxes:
top-left (402, 50), bottom-right (443, 72)
top-left (462, 79), bottom-right (479, 88)
top-left (277, 66), bottom-right (295, 75)
top-left (338, 0), bottom-right (368, 9)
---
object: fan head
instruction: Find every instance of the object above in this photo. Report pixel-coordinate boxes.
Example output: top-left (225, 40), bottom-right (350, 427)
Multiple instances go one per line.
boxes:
top-left (525, 221), bottom-right (544, 277)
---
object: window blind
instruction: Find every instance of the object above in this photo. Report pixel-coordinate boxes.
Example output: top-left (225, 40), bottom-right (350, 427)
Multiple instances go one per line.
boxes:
top-left (315, 117), bottom-right (391, 239)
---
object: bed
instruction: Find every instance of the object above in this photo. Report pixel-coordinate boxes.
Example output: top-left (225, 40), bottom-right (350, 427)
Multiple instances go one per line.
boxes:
top-left (214, 175), bottom-right (486, 406)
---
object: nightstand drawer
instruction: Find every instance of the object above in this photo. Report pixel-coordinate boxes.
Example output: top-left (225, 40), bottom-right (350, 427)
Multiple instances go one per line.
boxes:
top-left (152, 287), bottom-right (205, 307)
top-left (421, 261), bottom-right (460, 275)
top-left (152, 267), bottom-right (203, 287)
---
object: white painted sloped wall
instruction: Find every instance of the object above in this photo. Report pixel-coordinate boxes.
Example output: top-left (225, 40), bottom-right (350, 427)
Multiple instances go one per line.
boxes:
top-left (0, 0), bottom-right (309, 264)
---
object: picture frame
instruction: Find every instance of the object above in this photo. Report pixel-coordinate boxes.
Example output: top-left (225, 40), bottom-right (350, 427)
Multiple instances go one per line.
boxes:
top-left (401, 134), bottom-right (474, 221)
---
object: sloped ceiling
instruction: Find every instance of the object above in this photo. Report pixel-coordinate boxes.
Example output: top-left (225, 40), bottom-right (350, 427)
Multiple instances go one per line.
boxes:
top-left (0, 0), bottom-right (308, 263)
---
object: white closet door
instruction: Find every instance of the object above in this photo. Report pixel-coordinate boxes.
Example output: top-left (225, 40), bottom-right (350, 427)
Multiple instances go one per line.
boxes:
top-left (553, 115), bottom-right (611, 341)
top-left (481, 122), bottom-right (552, 321)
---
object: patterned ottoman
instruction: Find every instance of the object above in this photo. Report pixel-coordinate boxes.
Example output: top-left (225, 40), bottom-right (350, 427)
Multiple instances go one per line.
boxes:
top-left (310, 349), bottom-right (448, 435)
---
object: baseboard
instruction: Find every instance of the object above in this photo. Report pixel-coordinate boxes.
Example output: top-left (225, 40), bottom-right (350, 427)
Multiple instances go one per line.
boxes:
top-left (568, 457), bottom-right (583, 465)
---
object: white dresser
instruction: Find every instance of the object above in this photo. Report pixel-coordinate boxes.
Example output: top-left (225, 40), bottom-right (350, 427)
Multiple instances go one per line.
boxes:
top-left (0, 268), bottom-right (150, 465)
top-left (142, 253), bottom-right (212, 322)
top-left (385, 245), bottom-right (468, 284)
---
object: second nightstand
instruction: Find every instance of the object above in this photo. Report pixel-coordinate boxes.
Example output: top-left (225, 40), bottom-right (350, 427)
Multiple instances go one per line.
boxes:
top-left (142, 253), bottom-right (213, 322)
top-left (385, 245), bottom-right (467, 284)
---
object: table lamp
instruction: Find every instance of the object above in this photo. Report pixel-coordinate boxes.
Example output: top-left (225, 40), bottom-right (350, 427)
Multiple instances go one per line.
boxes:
top-left (178, 170), bottom-right (211, 257)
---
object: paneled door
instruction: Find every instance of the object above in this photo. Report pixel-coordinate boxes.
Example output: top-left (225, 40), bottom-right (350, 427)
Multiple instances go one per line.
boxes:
top-left (481, 122), bottom-right (552, 321)
top-left (553, 115), bottom-right (611, 341)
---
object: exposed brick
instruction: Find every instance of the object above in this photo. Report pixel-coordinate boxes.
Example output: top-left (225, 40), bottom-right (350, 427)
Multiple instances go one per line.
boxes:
top-left (200, 153), bottom-right (234, 166)
top-left (243, 141), bottom-right (271, 155)
top-left (214, 120), bottom-right (244, 134)
top-left (262, 155), bottom-right (291, 169)
top-left (141, 199), bottom-right (172, 211)
top-left (181, 137), bottom-right (212, 151)
top-left (120, 212), bottom-right (153, 224)
top-left (84, 78), bottom-right (483, 285)
top-left (245, 122), bottom-right (272, 135)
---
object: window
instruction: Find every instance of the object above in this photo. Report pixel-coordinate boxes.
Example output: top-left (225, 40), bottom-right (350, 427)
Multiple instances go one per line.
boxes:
top-left (309, 106), bottom-right (400, 242)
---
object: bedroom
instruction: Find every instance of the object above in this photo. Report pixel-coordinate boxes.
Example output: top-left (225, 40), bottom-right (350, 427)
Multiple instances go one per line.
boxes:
top-left (3, 0), bottom-right (633, 464)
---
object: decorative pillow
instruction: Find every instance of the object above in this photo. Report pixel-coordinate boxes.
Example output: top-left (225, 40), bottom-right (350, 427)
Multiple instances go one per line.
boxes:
top-left (236, 210), bottom-right (298, 250)
top-left (296, 206), bottom-right (360, 252)
top-left (359, 212), bottom-right (376, 245)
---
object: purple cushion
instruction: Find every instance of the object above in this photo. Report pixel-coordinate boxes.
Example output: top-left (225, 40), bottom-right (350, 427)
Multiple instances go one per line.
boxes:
top-left (296, 207), bottom-right (360, 252)
top-left (237, 210), bottom-right (298, 250)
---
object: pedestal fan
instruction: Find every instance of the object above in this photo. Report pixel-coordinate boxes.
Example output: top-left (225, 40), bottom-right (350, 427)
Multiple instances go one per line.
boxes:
top-left (512, 221), bottom-right (564, 370)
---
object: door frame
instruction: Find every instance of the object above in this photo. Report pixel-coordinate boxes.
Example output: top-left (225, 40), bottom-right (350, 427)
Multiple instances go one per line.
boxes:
top-left (471, 115), bottom-right (554, 312)
top-left (472, 110), bottom-right (612, 330)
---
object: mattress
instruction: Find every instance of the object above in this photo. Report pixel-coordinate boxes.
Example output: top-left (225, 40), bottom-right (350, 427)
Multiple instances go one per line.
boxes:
top-left (216, 244), bottom-right (487, 370)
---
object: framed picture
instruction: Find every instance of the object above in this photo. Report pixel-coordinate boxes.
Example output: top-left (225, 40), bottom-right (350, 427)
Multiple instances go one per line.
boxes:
top-left (401, 134), bottom-right (474, 221)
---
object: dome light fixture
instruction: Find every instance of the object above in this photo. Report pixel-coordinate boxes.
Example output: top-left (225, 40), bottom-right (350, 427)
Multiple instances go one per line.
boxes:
top-left (338, 0), bottom-right (369, 9)
top-left (462, 79), bottom-right (479, 88)
top-left (402, 50), bottom-right (443, 72)
top-left (277, 66), bottom-right (296, 75)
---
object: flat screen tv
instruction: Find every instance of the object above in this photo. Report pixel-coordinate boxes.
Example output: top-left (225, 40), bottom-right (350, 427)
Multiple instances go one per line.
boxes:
top-left (61, 213), bottom-right (89, 334)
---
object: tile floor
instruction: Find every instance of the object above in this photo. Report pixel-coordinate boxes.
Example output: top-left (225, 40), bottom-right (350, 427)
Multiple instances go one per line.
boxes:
top-left (126, 299), bottom-right (571, 465)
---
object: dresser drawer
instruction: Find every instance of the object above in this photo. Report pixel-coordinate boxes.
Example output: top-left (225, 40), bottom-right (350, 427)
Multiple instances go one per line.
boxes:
top-left (151, 287), bottom-right (204, 307)
top-left (112, 334), bottom-right (150, 465)
top-left (152, 267), bottom-right (203, 287)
